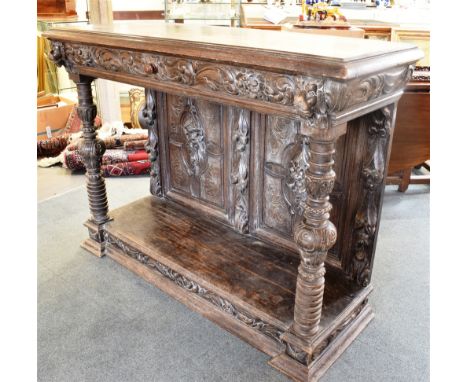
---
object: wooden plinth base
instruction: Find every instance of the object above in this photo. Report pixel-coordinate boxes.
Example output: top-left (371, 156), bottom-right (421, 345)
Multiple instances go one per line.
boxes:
top-left (81, 237), bottom-right (104, 257)
top-left (83, 196), bottom-right (374, 381)
top-left (269, 305), bottom-right (374, 382)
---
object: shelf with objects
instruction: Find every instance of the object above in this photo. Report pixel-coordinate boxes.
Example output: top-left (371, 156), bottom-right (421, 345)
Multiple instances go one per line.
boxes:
top-left (240, 0), bottom-right (429, 31)
top-left (165, 0), bottom-right (242, 26)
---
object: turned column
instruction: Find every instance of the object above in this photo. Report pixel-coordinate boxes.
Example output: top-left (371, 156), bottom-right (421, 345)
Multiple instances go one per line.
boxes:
top-left (75, 76), bottom-right (110, 226)
top-left (291, 135), bottom-right (338, 339)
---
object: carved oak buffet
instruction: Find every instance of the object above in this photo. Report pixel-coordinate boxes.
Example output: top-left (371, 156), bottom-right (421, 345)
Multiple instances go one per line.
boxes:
top-left (44, 22), bottom-right (422, 381)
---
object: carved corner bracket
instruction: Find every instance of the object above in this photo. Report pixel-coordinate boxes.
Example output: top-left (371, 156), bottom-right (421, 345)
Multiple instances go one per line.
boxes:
top-left (348, 105), bottom-right (394, 287)
top-left (48, 40), bottom-right (79, 74)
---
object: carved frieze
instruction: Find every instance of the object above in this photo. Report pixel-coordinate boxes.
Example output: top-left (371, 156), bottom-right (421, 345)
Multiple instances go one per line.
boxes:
top-left (324, 66), bottom-right (413, 113)
top-left (349, 106), bottom-right (393, 287)
top-left (104, 231), bottom-right (284, 344)
top-left (48, 40), bottom-right (412, 126)
top-left (49, 41), bottom-right (320, 117)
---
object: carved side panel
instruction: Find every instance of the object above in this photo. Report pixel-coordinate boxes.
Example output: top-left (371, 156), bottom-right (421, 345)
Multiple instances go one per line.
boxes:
top-left (345, 105), bottom-right (395, 286)
top-left (254, 115), bottom-right (347, 261)
top-left (263, 116), bottom-right (298, 235)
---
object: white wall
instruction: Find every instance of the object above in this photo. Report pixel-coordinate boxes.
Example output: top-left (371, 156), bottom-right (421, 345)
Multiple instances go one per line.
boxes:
top-left (112, 0), bottom-right (164, 10)
top-left (75, 0), bottom-right (165, 19)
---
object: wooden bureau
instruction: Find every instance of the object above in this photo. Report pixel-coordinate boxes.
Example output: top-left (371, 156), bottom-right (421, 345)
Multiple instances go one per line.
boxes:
top-left (44, 23), bottom-right (422, 381)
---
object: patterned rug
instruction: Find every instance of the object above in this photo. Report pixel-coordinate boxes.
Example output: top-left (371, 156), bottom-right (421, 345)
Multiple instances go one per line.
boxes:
top-left (102, 160), bottom-right (151, 177)
top-left (64, 149), bottom-right (148, 171)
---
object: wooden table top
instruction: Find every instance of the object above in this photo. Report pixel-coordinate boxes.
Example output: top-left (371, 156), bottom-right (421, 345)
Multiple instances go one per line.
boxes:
top-left (44, 21), bottom-right (423, 79)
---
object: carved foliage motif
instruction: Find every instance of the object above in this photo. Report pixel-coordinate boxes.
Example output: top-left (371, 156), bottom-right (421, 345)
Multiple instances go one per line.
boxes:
top-left (324, 66), bottom-right (413, 113)
top-left (231, 109), bottom-right (250, 233)
top-left (142, 89), bottom-right (163, 197)
top-left (49, 41), bottom-right (322, 116)
top-left (180, 99), bottom-right (207, 177)
top-left (103, 231), bottom-right (284, 344)
top-left (349, 106), bottom-right (393, 287)
top-left (285, 136), bottom-right (309, 217)
top-left (49, 40), bottom-right (412, 130)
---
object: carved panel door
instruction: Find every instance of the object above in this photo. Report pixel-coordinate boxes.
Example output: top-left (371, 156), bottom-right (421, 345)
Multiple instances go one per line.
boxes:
top-left (160, 94), bottom-right (251, 230)
top-left (162, 94), bottom-right (226, 211)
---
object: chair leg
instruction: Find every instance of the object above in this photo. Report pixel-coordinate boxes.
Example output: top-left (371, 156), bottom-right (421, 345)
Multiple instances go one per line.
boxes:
top-left (397, 168), bottom-right (412, 192)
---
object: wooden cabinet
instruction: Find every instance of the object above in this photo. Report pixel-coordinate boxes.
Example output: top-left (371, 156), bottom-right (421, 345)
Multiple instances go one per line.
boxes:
top-left (389, 29), bottom-right (430, 190)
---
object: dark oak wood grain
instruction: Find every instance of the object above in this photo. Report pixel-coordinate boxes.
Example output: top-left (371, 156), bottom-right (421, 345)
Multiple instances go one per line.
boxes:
top-left (46, 23), bottom-right (422, 381)
top-left (84, 197), bottom-right (370, 359)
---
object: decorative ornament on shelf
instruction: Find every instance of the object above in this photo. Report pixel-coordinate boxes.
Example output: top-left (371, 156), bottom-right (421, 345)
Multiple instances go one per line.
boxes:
top-left (299, 0), bottom-right (348, 26)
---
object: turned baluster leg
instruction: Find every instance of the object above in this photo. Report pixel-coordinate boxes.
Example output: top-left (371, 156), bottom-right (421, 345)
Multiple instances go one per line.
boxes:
top-left (274, 131), bottom-right (342, 370)
top-left (292, 136), bottom-right (337, 338)
top-left (75, 76), bottom-right (110, 255)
